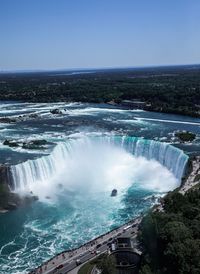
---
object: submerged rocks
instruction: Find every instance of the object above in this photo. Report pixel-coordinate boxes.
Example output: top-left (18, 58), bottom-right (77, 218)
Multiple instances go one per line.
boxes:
top-left (0, 113), bottom-right (39, 125)
top-left (22, 139), bottom-right (48, 150)
top-left (5, 202), bottom-right (18, 210)
top-left (3, 139), bottom-right (19, 147)
top-left (50, 108), bottom-right (62, 115)
top-left (28, 113), bottom-right (39, 119)
top-left (3, 138), bottom-right (51, 150)
top-left (0, 117), bottom-right (17, 123)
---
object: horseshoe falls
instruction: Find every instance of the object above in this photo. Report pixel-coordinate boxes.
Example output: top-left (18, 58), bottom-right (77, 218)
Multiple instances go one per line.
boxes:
top-left (0, 135), bottom-right (188, 273)
top-left (10, 136), bottom-right (188, 198)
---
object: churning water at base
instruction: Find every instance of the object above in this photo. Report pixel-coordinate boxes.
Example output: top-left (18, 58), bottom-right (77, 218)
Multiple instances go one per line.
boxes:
top-left (10, 136), bottom-right (188, 197)
top-left (0, 136), bottom-right (188, 273)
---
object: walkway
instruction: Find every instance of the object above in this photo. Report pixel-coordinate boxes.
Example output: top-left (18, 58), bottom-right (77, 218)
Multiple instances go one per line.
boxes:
top-left (29, 217), bottom-right (142, 274)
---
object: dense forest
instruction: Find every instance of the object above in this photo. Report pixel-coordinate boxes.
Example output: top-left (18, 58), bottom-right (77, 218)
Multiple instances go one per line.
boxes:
top-left (0, 65), bottom-right (200, 117)
top-left (139, 184), bottom-right (200, 274)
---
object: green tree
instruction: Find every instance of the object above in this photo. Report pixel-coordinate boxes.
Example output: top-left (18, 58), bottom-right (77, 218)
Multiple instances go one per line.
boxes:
top-left (139, 264), bottom-right (155, 274)
top-left (96, 254), bottom-right (116, 274)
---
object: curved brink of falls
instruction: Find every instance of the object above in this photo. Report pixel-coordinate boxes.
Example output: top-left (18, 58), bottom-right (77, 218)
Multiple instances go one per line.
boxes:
top-left (10, 136), bottom-right (189, 192)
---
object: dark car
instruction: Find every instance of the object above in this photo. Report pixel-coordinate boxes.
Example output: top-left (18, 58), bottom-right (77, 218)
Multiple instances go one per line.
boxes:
top-left (76, 259), bottom-right (82, 266)
top-left (96, 243), bottom-right (102, 249)
top-left (56, 264), bottom-right (64, 270)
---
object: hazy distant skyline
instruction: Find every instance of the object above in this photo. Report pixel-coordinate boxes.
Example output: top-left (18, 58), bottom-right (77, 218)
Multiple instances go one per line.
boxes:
top-left (1, 0), bottom-right (200, 70)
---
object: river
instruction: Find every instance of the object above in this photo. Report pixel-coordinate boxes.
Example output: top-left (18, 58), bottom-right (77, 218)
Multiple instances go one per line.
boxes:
top-left (0, 101), bottom-right (199, 273)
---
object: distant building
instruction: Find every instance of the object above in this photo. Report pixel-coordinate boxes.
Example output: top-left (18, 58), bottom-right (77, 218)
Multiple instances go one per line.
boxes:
top-left (120, 100), bottom-right (146, 109)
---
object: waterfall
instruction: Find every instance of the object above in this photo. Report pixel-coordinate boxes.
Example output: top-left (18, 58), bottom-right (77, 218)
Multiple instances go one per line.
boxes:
top-left (10, 136), bottom-right (188, 192)
top-left (101, 136), bottom-right (189, 180)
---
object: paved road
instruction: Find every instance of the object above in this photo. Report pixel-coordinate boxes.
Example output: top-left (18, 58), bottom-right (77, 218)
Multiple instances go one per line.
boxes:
top-left (31, 217), bottom-right (141, 274)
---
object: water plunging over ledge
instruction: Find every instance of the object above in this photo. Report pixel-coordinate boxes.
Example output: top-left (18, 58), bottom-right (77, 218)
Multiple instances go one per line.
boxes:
top-left (10, 136), bottom-right (188, 193)
top-left (0, 135), bottom-right (189, 273)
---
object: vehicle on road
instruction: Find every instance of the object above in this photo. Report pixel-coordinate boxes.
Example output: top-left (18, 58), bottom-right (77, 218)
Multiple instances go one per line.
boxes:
top-left (55, 264), bottom-right (64, 270)
top-left (111, 243), bottom-right (116, 251)
top-left (95, 250), bottom-right (100, 254)
top-left (123, 225), bottom-right (132, 231)
top-left (76, 259), bottom-right (82, 266)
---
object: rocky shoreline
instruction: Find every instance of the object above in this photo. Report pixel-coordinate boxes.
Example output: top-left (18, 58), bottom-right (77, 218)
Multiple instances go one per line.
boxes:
top-left (179, 156), bottom-right (200, 195)
top-left (30, 157), bottom-right (200, 274)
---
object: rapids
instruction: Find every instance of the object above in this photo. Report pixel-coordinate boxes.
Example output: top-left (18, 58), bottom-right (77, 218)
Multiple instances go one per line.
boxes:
top-left (0, 101), bottom-right (198, 274)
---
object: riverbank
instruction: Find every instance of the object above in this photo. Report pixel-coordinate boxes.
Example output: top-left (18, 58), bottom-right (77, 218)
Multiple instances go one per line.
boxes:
top-left (28, 154), bottom-right (200, 274)
top-left (179, 156), bottom-right (200, 194)
top-left (1, 65), bottom-right (200, 119)
top-left (29, 217), bottom-right (142, 274)
top-left (139, 155), bottom-right (200, 274)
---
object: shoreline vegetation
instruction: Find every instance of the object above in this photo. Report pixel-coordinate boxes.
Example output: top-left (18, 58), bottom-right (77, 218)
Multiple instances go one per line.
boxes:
top-left (0, 65), bottom-right (200, 118)
top-left (139, 156), bottom-right (200, 274)
top-left (1, 65), bottom-right (200, 273)
top-left (29, 156), bottom-right (200, 274)
top-left (175, 131), bottom-right (196, 142)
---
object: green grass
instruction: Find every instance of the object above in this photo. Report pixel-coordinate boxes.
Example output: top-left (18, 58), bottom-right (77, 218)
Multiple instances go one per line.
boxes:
top-left (78, 262), bottom-right (94, 274)
top-left (175, 131), bottom-right (196, 142)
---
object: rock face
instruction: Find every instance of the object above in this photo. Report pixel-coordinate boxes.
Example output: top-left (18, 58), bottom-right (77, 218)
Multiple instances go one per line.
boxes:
top-left (0, 165), bottom-right (18, 210)
top-left (0, 165), bottom-right (12, 188)
top-left (0, 165), bottom-right (38, 212)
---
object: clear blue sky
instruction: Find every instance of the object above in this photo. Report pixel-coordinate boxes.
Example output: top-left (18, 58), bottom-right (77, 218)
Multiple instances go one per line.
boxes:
top-left (0, 0), bottom-right (200, 70)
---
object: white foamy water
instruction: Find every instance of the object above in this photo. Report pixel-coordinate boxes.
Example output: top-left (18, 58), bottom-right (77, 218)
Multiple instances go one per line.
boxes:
top-left (10, 136), bottom-right (187, 201)
top-left (136, 117), bottom-right (200, 126)
top-left (1, 101), bottom-right (196, 274)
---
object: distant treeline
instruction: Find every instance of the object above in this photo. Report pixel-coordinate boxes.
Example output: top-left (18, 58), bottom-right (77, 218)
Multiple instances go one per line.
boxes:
top-left (0, 65), bottom-right (200, 117)
top-left (139, 184), bottom-right (200, 274)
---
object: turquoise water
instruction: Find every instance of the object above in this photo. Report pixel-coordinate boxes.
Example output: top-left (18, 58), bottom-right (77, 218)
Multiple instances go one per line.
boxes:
top-left (0, 102), bottom-right (198, 273)
top-left (0, 184), bottom-right (157, 273)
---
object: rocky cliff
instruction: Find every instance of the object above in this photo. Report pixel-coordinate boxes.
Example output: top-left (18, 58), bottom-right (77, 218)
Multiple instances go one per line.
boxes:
top-left (0, 165), bottom-right (37, 212)
top-left (0, 165), bottom-right (20, 211)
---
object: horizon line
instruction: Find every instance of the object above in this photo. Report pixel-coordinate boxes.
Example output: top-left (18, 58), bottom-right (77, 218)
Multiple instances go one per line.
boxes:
top-left (0, 63), bottom-right (200, 74)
